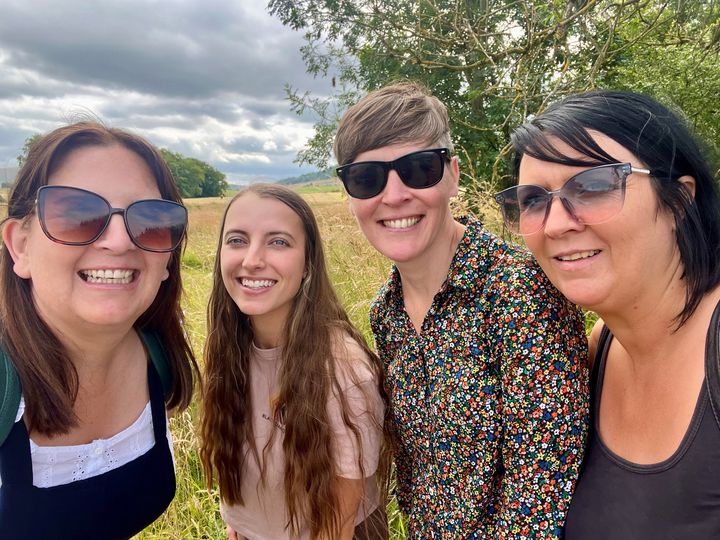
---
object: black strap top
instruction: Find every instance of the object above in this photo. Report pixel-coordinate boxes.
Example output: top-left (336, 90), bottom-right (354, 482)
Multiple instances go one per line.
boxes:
top-left (0, 362), bottom-right (175, 540)
top-left (564, 306), bottom-right (720, 539)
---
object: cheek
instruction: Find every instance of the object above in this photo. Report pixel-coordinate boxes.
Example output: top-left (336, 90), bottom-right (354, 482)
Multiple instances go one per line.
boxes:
top-left (522, 234), bottom-right (545, 260)
top-left (349, 199), bottom-right (375, 225)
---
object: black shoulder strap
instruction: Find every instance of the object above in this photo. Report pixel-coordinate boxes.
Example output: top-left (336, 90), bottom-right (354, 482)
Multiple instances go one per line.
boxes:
top-left (704, 300), bottom-right (720, 428)
top-left (0, 346), bottom-right (21, 447)
top-left (0, 333), bottom-right (171, 447)
top-left (139, 330), bottom-right (173, 401)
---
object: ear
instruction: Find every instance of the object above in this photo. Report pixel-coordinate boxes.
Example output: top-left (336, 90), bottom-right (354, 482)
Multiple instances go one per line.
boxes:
top-left (347, 198), bottom-right (356, 217)
top-left (447, 156), bottom-right (460, 198)
top-left (161, 268), bottom-right (170, 281)
top-left (2, 218), bottom-right (32, 279)
top-left (678, 175), bottom-right (696, 199)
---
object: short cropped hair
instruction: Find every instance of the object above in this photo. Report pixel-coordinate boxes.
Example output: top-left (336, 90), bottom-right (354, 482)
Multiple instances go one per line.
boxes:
top-left (334, 81), bottom-right (453, 166)
top-left (511, 90), bottom-right (720, 325)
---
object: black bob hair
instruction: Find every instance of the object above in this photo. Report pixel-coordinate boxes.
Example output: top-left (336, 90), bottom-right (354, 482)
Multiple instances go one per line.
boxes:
top-left (511, 90), bottom-right (720, 326)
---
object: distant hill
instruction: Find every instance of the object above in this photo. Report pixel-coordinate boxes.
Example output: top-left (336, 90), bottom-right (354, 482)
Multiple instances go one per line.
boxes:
top-left (278, 167), bottom-right (335, 185)
top-left (0, 166), bottom-right (18, 187)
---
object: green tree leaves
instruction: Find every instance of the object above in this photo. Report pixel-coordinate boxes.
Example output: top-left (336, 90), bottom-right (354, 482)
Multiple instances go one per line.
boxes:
top-left (159, 149), bottom-right (229, 198)
top-left (269, 0), bottom-right (720, 198)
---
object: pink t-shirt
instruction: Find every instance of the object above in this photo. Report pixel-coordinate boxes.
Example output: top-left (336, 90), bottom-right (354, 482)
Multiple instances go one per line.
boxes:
top-left (220, 335), bottom-right (384, 539)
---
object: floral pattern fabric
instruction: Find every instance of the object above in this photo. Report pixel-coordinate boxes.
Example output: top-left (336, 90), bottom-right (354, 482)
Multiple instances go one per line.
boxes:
top-left (370, 217), bottom-right (589, 539)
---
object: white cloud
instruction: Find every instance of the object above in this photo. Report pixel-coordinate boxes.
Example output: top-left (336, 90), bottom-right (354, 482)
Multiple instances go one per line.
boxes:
top-left (0, 0), bottom-right (331, 180)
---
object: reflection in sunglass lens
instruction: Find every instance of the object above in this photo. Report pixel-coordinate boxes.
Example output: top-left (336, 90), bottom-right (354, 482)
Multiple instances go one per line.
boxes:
top-left (39, 187), bottom-right (111, 244)
top-left (37, 186), bottom-right (186, 252)
top-left (126, 200), bottom-right (187, 252)
top-left (495, 163), bottom-right (632, 236)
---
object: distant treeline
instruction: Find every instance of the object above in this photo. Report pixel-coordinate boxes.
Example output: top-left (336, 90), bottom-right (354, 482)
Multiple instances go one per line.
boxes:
top-left (279, 167), bottom-right (334, 185)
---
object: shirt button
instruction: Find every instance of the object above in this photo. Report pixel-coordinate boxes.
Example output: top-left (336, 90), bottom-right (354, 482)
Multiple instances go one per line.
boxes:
top-left (94, 447), bottom-right (103, 456)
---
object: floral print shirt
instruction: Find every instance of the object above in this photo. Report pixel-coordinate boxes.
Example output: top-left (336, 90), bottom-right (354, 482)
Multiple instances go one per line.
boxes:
top-left (370, 217), bottom-right (589, 539)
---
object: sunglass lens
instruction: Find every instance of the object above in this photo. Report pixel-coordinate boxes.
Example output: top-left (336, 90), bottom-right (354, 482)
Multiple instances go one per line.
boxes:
top-left (343, 163), bottom-right (387, 199)
top-left (396, 151), bottom-right (444, 188)
top-left (496, 185), bottom-right (549, 235)
top-left (126, 200), bottom-right (187, 252)
top-left (39, 187), bottom-right (109, 244)
top-left (565, 167), bottom-right (624, 224)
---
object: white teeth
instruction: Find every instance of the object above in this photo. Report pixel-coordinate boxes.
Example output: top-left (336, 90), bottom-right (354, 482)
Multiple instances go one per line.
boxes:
top-left (241, 278), bottom-right (276, 289)
top-left (81, 269), bottom-right (134, 284)
top-left (383, 217), bottom-right (420, 229)
top-left (557, 250), bottom-right (600, 262)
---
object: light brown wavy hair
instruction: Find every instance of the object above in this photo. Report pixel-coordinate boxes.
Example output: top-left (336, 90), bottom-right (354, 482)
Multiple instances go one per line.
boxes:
top-left (200, 183), bottom-right (388, 538)
top-left (0, 121), bottom-right (198, 436)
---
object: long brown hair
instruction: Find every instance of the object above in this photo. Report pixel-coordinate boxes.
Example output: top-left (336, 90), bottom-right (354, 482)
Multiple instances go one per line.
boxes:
top-left (0, 121), bottom-right (198, 436)
top-left (200, 183), bottom-right (387, 538)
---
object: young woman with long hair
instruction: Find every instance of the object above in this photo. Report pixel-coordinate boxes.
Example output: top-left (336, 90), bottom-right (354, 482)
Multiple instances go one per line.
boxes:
top-left (200, 183), bottom-right (388, 539)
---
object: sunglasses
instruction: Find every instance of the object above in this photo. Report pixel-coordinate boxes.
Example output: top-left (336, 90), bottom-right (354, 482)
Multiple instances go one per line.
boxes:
top-left (36, 185), bottom-right (188, 253)
top-left (494, 162), bottom-right (651, 236)
top-left (336, 148), bottom-right (451, 199)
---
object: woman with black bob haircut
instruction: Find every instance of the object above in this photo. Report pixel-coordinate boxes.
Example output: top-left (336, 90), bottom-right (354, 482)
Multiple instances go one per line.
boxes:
top-left (496, 90), bottom-right (720, 537)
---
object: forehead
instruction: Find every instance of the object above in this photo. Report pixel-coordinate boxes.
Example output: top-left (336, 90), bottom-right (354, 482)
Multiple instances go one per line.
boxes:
top-left (353, 141), bottom-right (433, 163)
top-left (48, 144), bottom-right (160, 199)
top-left (518, 132), bottom-right (642, 186)
top-left (224, 193), bottom-right (305, 236)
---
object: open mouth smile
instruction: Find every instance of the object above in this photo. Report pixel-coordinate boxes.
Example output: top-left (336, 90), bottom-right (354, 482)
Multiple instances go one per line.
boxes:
top-left (241, 278), bottom-right (277, 289)
top-left (556, 250), bottom-right (600, 262)
top-left (79, 269), bottom-right (136, 284)
top-left (382, 216), bottom-right (421, 229)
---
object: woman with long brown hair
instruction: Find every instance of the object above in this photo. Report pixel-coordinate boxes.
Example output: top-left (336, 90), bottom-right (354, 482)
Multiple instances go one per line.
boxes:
top-left (200, 183), bottom-right (387, 539)
top-left (0, 121), bottom-right (197, 539)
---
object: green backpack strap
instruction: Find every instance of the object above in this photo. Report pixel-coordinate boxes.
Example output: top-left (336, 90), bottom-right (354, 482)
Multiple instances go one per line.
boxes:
top-left (139, 330), bottom-right (173, 401)
top-left (0, 346), bottom-right (22, 447)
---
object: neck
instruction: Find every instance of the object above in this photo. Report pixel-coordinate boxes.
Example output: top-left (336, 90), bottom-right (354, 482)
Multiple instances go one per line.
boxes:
top-left (396, 218), bottom-right (465, 296)
top-left (598, 285), bottom-right (720, 368)
top-left (250, 312), bottom-right (287, 349)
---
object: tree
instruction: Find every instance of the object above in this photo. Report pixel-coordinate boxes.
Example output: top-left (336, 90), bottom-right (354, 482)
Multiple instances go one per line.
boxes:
top-left (160, 149), bottom-right (227, 198)
top-left (17, 133), bottom-right (42, 168)
top-left (269, 0), bottom-right (720, 199)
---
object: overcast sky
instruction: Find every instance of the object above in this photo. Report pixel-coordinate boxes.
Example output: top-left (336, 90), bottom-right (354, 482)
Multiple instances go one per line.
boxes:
top-left (0, 0), bottom-right (334, 183)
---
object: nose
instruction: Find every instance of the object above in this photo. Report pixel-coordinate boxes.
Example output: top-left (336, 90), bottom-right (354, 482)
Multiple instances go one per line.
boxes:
top-left (380, 169), bottom-right (412, 205)
top-left (94, 213), bottom-right (135, 252)
top-left (542, 197), bottom-right (584, 237)
top-left (242, 242), bottom-right (265, 269)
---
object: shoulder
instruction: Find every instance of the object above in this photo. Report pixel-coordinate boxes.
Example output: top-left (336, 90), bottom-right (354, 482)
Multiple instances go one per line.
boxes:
top-left (330, 331), bottom-right (378, 390)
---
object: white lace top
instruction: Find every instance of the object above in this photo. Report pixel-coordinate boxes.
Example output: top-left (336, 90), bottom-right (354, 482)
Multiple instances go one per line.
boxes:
top-left (0, 397), bottom-right (173, 488)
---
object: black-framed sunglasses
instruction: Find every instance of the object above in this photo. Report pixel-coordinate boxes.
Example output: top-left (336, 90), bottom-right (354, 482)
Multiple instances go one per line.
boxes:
top-left (36, 185), bottom-right (188, 253)
top-left (336, 148), bottom-right (451, 199)
top-left (494, 162), bottom-right (651, 236)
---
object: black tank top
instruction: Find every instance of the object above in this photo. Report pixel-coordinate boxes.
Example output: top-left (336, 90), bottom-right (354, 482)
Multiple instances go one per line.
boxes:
top-left (0, 362), bottom-right (175, 539)
top-left (564, 324), bottom-right (720, 539)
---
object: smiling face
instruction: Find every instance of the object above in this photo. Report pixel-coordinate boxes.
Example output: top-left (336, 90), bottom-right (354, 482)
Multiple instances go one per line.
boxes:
top-left (518, 133), bottom-right (682, 315)
top-left (220, 192), bottom-right (306, 344)
top-left (3, 144), bottom-right (172, 336)
top-left (347, 142), bottom-right (460, 266)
